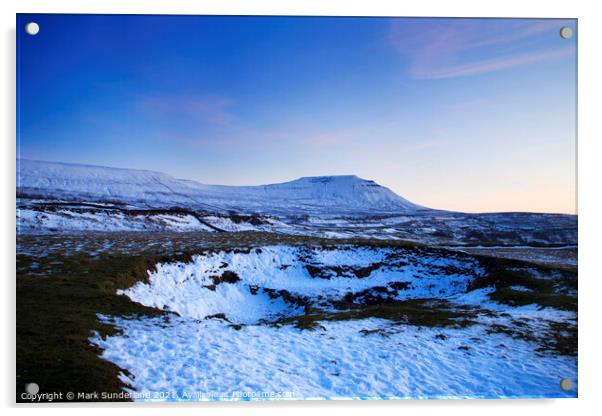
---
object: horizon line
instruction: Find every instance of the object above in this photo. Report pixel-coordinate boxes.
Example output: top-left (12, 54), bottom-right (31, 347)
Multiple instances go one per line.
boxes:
top-left (16, 158), bottom-right (577, 216)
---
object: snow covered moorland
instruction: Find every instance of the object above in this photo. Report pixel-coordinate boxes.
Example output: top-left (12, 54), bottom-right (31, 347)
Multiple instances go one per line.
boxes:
top-left (16, 159), bottom-right (578, 401)
top-left (89, 244), bottom-right (577, 400)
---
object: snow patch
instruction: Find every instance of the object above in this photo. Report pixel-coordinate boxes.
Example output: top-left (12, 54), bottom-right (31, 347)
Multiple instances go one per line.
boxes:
top-left (119, 245), bottom-right (480, 323)
top-left (17, 208), bottom-right (216, 233)
top-left (92, 315), bottom-right (577, 401)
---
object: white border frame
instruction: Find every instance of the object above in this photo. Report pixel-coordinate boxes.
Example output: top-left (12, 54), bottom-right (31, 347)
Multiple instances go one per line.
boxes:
top-left (3, 1), bottom-right (601, 415)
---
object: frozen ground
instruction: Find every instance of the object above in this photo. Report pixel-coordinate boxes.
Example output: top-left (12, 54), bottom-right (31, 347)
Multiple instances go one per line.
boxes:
top-left (451, 246), bottom-right (577, 269)
top-left (16, 159), bottom-right (579, 401)
top-left (118, 246), bottom-right (479, 323)
top-left (17, 208), bottom-right (216, 233)
top-left (17, 203), bottom-right (577, 248)
top-left (91, 244), bottom-right (577, 401)
top-left (93, 314), bottom-right (576, 401)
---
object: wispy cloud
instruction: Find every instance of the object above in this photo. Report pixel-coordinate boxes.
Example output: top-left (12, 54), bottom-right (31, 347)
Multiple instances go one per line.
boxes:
top-left (389, 19), bottom-right (575, 80)
top-left (419, 47), bottom-right (574, 80)
top-left (137, 94), bottom-right (236, 125)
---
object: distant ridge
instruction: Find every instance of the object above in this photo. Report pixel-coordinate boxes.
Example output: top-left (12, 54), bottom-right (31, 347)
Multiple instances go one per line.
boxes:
top-left (17, 159), bottom-right (426, 215)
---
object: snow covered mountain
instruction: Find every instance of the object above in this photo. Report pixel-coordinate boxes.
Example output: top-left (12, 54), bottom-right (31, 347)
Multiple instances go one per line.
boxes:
top-left (17, 159), bottom-right (424, 215)
top-left (16, 160), bottom-right (577, 245)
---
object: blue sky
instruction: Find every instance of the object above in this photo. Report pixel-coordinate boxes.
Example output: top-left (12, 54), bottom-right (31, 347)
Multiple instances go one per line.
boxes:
top-left (17, 15), bottom-right (577, 213)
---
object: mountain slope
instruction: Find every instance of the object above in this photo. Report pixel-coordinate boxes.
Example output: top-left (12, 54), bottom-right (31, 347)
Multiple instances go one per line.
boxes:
top-left (17, 159), bottom-right (425, 215)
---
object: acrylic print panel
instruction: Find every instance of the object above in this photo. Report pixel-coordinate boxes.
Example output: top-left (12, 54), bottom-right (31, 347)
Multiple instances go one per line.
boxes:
top-left (16, 14), bottom-right (577, 402)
